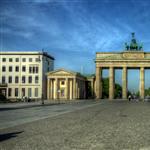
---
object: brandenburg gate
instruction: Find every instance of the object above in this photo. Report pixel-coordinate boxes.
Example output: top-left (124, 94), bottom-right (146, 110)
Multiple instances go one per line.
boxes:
top-left (95, 33), bottom-right (150, 100)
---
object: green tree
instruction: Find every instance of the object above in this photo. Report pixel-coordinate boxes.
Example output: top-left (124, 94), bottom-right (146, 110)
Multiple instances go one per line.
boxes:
top-left (102, 78), bottom-right (122, 99)
top-left (102, 78), bottom-right (109, 98)
top-left (145, 87), bottom-right (150, 96)
top-left (114, 84), bottom-right (122, 98)
top-left (135, 91), bottom-right (139, 97)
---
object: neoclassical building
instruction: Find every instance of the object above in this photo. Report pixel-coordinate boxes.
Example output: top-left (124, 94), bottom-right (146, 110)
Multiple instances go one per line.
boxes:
top-left (95, 33), bottom-right (150, 100)
top-left (86, 75), bottom-right (96, 98)
top-left (47, 69), bottom-right (87, 100)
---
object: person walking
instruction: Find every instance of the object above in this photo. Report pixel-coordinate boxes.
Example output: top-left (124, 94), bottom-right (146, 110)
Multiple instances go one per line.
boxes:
top-left (41, 94), bottom-right (44, 105)
top-left (128, 95), bottom-right (131, 101)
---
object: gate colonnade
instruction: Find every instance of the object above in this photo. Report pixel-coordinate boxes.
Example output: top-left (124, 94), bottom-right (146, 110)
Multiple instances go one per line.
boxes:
top-left (95, 51), bottom-right (150, 100)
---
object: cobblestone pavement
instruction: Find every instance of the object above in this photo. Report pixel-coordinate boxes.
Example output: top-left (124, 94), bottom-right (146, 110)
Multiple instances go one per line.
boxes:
top-left (0, 100), bottom-right (98, 130)
top-left (0, 100), bottom-right (150, 150)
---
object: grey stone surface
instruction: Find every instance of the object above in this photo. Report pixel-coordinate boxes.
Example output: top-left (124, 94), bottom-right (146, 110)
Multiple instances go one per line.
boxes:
top-left (0, 100), bottom-right (150, 150)
top-left (0, 100), bottom-right (98, 130)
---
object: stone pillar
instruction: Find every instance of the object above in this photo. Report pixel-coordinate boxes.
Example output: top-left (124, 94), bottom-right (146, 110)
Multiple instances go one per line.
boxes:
top-left (47, 78), bottom-right (50, 99)
top-left (109, 67), bottom-right (114, 100)
top-left (140, 67), bottom-right (145, 99)
top-left (70, 79), bottom-right (73, 100)
top-left (77, 80), bottom-right (79, 99)
top-left (122, 67), bottom-right (127, 99)
top-left (73, 78), bottom-right (76, 99)
top-left (50, 79), bottom-right (52, 99)
top-left (50, 79), bottom-right (53, 99)
top-left (96, 67), bottom-right (102, 99)
top-left (55, 78), bottom-right (58, 99)
top-left (50, 79), bottom-right (55, 99)
top-left (65, 78), bottom-right (68, 99)
top-left (76, 79), bottom-right (79, 99)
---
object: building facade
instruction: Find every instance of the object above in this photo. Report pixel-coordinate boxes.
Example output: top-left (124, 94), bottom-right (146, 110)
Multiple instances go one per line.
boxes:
top-left (0, 51), bottom-right (54, 100)
top-left (86, 75), bottom-right (96, 98)
top-left (47, 69), bottom-right (86, 100)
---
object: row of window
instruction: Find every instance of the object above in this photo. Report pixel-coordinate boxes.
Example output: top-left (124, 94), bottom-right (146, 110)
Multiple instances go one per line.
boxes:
top-left (2, 76), bottom-right (39, 84)
top-left (2, 66), bottom-right (39, 73)
top-left (1, 57), bottom-right (40, 62)
top-left (8, 88), bottom-right (39, 97)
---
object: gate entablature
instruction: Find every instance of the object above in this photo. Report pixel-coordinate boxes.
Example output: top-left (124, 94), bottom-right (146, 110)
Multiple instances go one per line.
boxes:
top-left (96, 51), bottom-right (150, 60)
top-left (95, 51), bottom-right (150, 68)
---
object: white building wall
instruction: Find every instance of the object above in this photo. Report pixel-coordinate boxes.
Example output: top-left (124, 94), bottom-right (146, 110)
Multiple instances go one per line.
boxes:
top-left (0, 52), bottom-right (54, 100)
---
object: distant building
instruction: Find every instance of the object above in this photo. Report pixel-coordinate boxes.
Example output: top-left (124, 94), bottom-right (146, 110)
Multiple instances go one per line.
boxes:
top-left (47, 69), bottom-right (87, 100)
top-left (0, 51), bottom-right (54, 100)
top-left (47, 68), bottom-right (95, 100)
top-left (85, 75), bottom-right (96, 98)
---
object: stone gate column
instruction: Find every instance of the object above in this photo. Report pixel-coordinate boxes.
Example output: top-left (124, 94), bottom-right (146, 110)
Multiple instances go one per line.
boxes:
top-left (77, 80), bottom-right (80, 99)
top-left (70, 79), bottom-right (73, 99)
top-left (47, 78), bottom-right (50, 99)
top-left (55, 78), bottom-right (58, 99)
top-left (96, 67), bottom-right (102, 99)
top-left (109, 67), bottom-right (114, 100)
top-left (50, 79), bottom-right (53, 99)
top-left (49, 79), bottom-right (51, 99)
top-left (73, 78), bottom-right (77, 99)
top-left (122, 67), bottom-right (127, 99)
top-left (140, 67), bottom-right (145, 99)
top-left (65, 78), bottom-right (68, 99)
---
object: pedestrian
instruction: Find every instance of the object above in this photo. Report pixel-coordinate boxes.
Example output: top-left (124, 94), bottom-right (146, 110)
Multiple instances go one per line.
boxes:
top-left (128, 95), bottom-right (131, 101)
top-left (41, 94), bottom-right (44, 105)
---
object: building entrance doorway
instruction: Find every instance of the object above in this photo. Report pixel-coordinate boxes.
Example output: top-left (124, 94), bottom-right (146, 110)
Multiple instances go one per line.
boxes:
top-left (0, 88), bottom-right (7, 96)
top-left (59, 88), bottom-right (65, 99)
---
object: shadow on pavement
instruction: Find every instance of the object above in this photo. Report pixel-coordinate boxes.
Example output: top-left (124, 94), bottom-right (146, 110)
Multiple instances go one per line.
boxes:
top-left (0, 131), bottom-right (23, 142)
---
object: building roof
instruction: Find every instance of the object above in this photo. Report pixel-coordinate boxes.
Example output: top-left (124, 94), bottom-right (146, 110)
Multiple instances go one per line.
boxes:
top-left (47, 68), bottom-right (86, 78)
top-left (0, 51), bottom-right (55, 60)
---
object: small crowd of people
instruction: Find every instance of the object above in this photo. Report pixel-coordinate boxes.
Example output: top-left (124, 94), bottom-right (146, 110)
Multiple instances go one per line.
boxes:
top-left (22, 96), bottom-right (31, 102)
top-left (128, 94), bottom-right (138, 101)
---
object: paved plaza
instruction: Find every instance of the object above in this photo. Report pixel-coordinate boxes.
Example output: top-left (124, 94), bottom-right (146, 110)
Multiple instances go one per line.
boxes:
top-left (0, 100), bottom-right (98, 130)
top-left (0, 100), bottom-right (150, 150)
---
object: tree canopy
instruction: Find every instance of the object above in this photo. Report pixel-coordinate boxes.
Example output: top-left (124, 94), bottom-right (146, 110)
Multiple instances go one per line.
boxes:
top-left (102, 78), bottom-right (122, 98)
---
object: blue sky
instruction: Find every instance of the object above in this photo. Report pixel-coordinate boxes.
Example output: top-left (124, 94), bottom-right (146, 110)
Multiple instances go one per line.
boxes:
top-left (0, 0), bottom-right (150, 91)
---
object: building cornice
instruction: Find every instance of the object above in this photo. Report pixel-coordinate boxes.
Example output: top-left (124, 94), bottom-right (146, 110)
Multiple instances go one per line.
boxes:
top-left (0, 51), bottom-right (55, 60)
